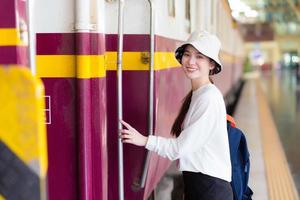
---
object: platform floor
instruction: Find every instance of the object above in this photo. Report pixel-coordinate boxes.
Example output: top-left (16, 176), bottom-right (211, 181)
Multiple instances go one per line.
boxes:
top-left (260, 69), bottom-right (300, 195)
top-left (235, 71), bottom-right (299, 200)
top-left (234, 74), bottom-right (269, 200)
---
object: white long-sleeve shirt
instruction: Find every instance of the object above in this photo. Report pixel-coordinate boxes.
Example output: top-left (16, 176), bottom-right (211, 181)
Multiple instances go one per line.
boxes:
top-left (146, 83), bottom-right (232, 182)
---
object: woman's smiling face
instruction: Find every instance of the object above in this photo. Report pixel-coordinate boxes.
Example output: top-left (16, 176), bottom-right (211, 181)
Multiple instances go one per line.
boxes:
top-left (181, 45), bottom-right (215, 80)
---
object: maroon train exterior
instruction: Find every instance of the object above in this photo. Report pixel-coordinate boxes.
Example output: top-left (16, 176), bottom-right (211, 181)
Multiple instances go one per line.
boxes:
top-left (0, 0), bottom-right (245, 199)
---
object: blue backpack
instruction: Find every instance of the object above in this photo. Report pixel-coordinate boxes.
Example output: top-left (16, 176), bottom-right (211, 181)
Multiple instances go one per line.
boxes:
top-left (226, 115), bottom-right (253, 200)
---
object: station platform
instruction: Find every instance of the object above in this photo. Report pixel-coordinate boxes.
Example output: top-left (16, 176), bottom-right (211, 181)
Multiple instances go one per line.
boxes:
top-left (234, 71), bottom-right (299, 200)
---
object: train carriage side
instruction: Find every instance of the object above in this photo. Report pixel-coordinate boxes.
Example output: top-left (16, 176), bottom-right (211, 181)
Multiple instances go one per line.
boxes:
top-left (35, 0), bottom-right (107, 199)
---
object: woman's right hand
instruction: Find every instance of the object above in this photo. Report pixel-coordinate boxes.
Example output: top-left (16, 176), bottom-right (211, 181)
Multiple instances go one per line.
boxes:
top-left (120, 120), bottom-right (148, 147)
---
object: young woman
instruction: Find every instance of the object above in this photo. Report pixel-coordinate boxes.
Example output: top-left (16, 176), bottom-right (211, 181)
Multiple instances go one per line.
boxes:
top-left (120, 31), bottom-right (233, 200)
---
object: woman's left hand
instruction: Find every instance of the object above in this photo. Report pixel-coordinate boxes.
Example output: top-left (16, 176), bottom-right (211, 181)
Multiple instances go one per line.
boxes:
top-left (120, 120), bottom-right (148, 147)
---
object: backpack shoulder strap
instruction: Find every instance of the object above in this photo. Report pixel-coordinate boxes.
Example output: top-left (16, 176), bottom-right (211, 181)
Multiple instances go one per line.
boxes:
top-left (239, 130), bottom-right (250, 164)
top-left (226, 114), bottom-right (236, 128)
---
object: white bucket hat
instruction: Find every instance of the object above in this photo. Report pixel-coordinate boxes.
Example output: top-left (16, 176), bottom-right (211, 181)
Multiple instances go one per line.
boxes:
top-left (175, 31), bottom-right (223, 75)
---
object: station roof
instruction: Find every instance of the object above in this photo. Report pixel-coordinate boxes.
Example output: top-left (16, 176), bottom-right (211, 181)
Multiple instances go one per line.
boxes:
top-left (228, 0), bottom-right (300, 41)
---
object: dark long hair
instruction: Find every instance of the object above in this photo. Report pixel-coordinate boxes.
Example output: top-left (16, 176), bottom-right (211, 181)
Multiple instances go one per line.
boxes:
top-left (171, 77), bottom-right (214, 138)
top-left (171, 90), bottom-right (193, 137)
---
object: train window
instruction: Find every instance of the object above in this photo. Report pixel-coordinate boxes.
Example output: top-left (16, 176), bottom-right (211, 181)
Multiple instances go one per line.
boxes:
top-left (185, 0), bottom-right (191, 20)
top-left (168, 0), bottom-right (175, 17)
top-left (217, 0), bottom-right (222, 34)
top-left (211, 0), bottom-right (214, 29)
top-left (185, 0), bottom-right (191, 32)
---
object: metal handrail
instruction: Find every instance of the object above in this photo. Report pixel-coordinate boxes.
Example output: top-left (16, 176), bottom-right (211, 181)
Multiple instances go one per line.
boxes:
top-left (117, 0), bottom-right (125, 200)
top-left (26, 0), bottom-right (36, 74)
top-left (139, 0), bottom-right (155, 189)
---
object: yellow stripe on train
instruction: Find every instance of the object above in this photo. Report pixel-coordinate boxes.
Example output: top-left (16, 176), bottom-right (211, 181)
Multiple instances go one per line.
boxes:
top-left (36, 55), bottom-right (106, 78)
top-left (77, 55), bottom-right (106, 78)
top-left (104, 52), bottom-right (180, 70)
top-left (36, 52), bottom-right (181, 78)
top-left (36, 55), bottom-right (76, 77)
top-left (0, 28), bottom-right (27, 46)
top-left (105, 52), bottom-right (149, 70)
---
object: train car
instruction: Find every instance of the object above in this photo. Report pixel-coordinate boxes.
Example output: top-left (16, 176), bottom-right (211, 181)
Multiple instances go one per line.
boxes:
top-left (0, 0), bottom-right (245, 200)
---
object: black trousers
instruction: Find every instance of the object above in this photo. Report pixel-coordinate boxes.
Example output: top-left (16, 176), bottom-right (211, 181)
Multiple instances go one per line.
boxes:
top-left (182, 171), bottom-right (233, 200)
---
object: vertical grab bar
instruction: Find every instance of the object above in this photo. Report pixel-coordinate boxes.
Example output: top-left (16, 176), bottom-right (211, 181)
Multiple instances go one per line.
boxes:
top-left (140, 0), bottom-right (155, 188)
top-left (26, 0), bottom-right (36, 75)
top-left (117, 0), bottom-right (125, 200)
